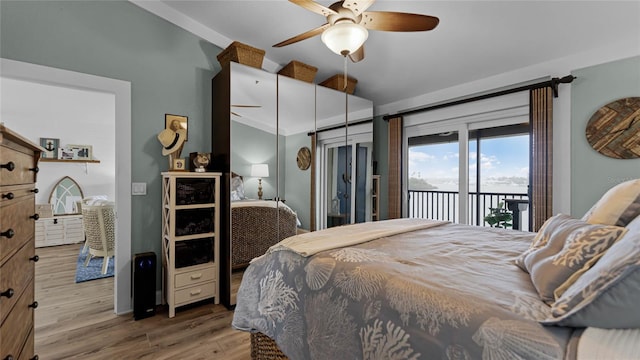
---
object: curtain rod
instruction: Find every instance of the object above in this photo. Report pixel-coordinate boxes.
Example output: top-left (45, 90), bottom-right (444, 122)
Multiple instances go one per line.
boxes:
top-left (307, 118), bottom-right (373, 136)
top-left (382, 75), bottom-right (575, 121)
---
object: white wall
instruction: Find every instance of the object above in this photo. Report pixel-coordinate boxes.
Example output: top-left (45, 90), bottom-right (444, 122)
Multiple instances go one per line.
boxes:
top-left (0, 77), bottom-right (116, 206)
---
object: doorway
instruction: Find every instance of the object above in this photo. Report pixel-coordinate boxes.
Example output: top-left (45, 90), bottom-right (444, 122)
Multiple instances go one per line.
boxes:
top-left (0, 58), bottom-right (132, 314)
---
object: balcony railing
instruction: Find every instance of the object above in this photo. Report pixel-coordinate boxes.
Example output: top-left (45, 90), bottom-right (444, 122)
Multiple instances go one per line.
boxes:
top-left (408, 190), bottom-right (530, 231)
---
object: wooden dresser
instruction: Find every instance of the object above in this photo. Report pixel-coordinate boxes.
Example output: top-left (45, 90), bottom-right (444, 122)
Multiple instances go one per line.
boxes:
top-left (1, 124), bottom-right (43, 360)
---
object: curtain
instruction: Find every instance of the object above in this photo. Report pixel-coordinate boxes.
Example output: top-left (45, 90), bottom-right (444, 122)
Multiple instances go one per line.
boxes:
top-left (530, 87), bottom-right (553, 231)
top-left (388, 116), bottom-right (403, 219)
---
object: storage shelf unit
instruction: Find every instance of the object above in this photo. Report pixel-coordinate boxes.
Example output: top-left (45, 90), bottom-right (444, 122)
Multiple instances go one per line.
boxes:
top-left (372, 175), bottom-right (380, 221)
top-left (161, 172), bottom-right (221, 318)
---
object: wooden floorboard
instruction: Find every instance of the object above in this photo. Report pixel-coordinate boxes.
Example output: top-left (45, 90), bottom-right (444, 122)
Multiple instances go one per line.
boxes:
top-left (34, 244), bottom-right (251, 359)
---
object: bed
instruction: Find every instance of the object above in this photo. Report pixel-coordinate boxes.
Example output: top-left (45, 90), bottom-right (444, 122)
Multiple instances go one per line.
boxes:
top-left (229, 174), bottom-right (300, 270)
top-left (231, 200), bottom-right (299, 270)
top-left (232, 179), bottom-right (640, 359)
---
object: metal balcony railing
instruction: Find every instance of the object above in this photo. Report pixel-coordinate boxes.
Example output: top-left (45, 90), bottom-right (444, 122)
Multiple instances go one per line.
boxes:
top-left (408, 190), bottom-right (530, 231)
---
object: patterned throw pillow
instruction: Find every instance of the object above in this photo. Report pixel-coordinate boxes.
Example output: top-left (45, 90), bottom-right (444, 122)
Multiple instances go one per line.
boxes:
top-left (514, 214), bottom-right (557, 271)
top-left (582, 179), bottom-right (640, 227)
top-left (543, 215), bottom-right (640, 328)
top-left (230, 176), bottom-right (245, 201)
top-left (518, 214), bottom-right (626, 303)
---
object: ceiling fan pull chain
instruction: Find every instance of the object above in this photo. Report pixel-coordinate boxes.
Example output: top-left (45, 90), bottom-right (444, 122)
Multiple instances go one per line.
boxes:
top-left (343, 55), bottom-right (348, 92)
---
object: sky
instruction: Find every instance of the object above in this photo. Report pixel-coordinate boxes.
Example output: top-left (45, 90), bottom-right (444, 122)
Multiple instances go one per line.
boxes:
top-left (409, 135), bottom-right (530, 183)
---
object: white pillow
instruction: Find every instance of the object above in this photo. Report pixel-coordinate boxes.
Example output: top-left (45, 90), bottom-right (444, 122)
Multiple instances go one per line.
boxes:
top-left (230, 176), bottom-right (245, 201)
top-left (582, 179), bottom-right (640, 227)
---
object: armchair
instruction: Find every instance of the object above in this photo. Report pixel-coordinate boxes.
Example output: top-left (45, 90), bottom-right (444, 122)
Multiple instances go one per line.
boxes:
top-left (82, 202), bottom-right (115, 274)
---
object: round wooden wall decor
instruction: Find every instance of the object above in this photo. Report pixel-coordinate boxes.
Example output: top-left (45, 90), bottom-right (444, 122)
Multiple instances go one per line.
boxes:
top-left (585, 97), bottom-right (640, 159)
top-left (296, 146), bottom-right (311, 170)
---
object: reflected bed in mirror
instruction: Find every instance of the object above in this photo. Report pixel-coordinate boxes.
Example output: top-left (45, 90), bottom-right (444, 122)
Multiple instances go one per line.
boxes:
top-left (49, 176), bottom-right (84, 215)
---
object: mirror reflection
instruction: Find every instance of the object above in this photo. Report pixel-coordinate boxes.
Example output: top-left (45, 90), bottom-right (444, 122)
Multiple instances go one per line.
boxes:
top-left (217, 61), bottom-right (373, 307)
top-left (49, 176), bottom-right (84, 215)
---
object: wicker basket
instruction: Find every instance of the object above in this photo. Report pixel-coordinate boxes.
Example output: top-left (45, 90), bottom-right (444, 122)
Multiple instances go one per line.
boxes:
top-left (319, 74), bottom-right (358, 94)
top-left (277, 60), bottom-right (318, 83)
top-left (251, 332), bottom-right (288, 360)
top-left (217, 41), bottom-right (265, 69)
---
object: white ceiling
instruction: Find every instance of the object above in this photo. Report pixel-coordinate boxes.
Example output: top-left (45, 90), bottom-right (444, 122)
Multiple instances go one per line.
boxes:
top-left (134, 1), bottom-right (640, 112)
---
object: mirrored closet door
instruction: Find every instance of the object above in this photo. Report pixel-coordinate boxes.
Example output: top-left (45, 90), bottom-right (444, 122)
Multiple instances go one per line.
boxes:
top-left (213, 61), bottom-right (373, 307)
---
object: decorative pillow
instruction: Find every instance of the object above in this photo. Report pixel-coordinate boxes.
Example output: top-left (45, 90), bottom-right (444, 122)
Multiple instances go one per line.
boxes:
top-left (514, 214), bottom-right (558, 271)
top-left (582, 179), bottom-right (640, 227)
top-left (230, 176), bottom-right (245, 201)
top-left (543, 215), bottom-right (640, 328)
top-left (519, 214), bottom-right (627, 303)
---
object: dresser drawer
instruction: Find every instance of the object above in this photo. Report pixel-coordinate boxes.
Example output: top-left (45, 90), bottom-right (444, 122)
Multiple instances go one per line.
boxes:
top-left (175, 265), bottom-right (216, 288)
top-left (0, 197), bottom-right (35, 264)
top-left (17, 328), bottom-right (35, 360)
top-left (174, 281), bottom-right (216, 306)
top-left (0, 278), bottom-right (34, 360)
top-left (0, 144), bottom-right (38, 186)
top-left (0, 240), bottom-right (35, 324)
top-left (0, 184), bottom-right (37, 207)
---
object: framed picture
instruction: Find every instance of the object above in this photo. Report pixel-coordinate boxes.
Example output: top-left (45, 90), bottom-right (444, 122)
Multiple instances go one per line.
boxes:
top-left (165, 114), bottom-right (188, 141)
top-left (67, 144), bottom-right (93, 160)
top-left (58, 147), bottom-right (76, 160)
top-left (39, 138), bottom-right (60, 158)
top-left (172, 158), bottom-right (186, 171)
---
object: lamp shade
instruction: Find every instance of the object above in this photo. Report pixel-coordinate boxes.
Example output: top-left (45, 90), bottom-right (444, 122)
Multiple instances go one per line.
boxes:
top-left (251, 163), bottom-right (269, 178)
top-left (321, 20), bottom-right (368, 56)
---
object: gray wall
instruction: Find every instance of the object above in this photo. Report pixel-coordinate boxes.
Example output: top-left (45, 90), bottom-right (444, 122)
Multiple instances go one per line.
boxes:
top-left (1, 1), bottom-right (221, 259)
top-left (570, 56), bottom-right (640, 216)
top-left (284, 132), bottom-right (312, 229)
top-left (231, 121), bottom-right (277, 200)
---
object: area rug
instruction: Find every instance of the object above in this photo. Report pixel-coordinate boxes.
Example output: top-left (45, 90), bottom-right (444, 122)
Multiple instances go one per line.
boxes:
top-left (75, 247), bottom-right (114, 283)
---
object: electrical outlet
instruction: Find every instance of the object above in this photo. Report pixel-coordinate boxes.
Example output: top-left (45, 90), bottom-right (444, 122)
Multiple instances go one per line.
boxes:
top-left (132, 182), bottom-right (147, 196)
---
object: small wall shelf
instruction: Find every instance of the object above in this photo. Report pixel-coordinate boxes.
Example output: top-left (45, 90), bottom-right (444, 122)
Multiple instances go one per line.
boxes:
top-left (40, 158), bottom-right (101, 164)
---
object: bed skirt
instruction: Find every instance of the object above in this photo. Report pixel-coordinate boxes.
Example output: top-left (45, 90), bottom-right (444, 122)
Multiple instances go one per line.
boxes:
top-left (251, 332), bottom-right (288, 360)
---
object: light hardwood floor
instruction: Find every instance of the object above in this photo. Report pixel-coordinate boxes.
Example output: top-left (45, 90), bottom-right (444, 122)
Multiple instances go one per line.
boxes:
top-left (34, 244), bottom-right (251, 359)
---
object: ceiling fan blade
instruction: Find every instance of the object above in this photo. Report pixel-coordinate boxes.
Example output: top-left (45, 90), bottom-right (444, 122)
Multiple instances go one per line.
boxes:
top-left (342, 0), bottom-right (375, 17)
top-left (349, 45), bottom-right (365, 63)
top-left (361, 11), bottom-right (439, 32)
top-left (273, 23), bottom-right (330, 47)
top-left (289, 0), bottom-right (337, 17)
top-left (232, 104), bottom-right (261, 108)
top-left (231, 111), bottom-right (242, 117)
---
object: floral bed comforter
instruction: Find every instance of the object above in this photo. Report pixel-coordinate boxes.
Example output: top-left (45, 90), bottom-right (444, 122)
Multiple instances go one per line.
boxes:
top-left (232, 221), bottom-right (575, 359)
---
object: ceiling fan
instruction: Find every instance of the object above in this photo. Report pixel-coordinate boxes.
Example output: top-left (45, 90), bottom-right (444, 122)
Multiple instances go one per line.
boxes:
top-left (231, 104), bottom-right (261, 118)
top-left (273, 0), bottom-right (439, 62)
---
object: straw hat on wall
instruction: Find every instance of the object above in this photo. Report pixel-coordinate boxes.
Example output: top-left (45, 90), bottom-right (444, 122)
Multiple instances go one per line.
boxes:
top-left (157, 128), bottom-right (186, 156)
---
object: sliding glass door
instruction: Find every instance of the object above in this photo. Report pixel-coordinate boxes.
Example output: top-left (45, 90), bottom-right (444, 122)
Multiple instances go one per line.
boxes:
top-left (319, 131), bottom-right (373, 229)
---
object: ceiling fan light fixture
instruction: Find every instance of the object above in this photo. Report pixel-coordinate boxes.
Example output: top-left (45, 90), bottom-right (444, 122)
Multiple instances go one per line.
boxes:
top-left (321, 20), bottom-right (368, 56)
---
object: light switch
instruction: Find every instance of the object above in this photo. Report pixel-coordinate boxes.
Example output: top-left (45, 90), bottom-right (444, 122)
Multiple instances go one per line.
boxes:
top-left (132, 182), bottom-right (147, 196)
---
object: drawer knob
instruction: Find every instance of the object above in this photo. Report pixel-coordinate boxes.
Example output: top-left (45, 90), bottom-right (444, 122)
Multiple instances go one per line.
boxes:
top-left (190, 273), bottom-right (203, 280)
top-left (30, 255), bottom-right (40, 262)
top-left (29, 301), bottom-right (39, 309)
top-left (29, 166), bottom-right (39, 173)
top-left (1, 288), bottom-right (14, 298)
top-left (190, 289), bottom-right (202, 296)
top-left (1, 161), bottom-right (15, 171)
top-left (30, 356), bottom-right (39, 360)
top-left (1, 229), bottom-right (14, 238)
top-left (30, 213), bottom-right (40, 220)
top-left (5, 355), bottom-right (14, 360)
top-left (31, 188), bottom-right (39, 193)
top-left (1, 192), bottom-right (14, 200)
